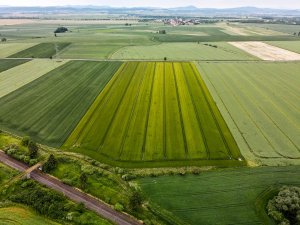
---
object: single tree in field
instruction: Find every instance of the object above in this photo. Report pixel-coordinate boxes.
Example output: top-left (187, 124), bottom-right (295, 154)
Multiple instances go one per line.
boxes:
top-left (28, 141), bottom-right (38, 159)
top-left (43, 154), bottom-right (57, 172)
top-left (164, 57), bottom-right (167, 61)
top-left (1, 38), bottom-right (7, 42)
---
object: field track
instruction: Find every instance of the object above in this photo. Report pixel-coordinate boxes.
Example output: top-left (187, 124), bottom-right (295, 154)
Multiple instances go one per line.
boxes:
top-left (0, 61), bottom-right (122, 147)
top-left (64, 62), bottom-right (242, 166)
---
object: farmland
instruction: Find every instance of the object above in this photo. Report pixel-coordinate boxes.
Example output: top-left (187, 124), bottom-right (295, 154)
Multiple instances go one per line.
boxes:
top-left (0, 61), bottom-right (122, 147)
top-left (8, 42), bottom-right (71, 58)
top-left (0, 43), bottom-right (37, 58)
top-left (0, 206), bottom-right (59, 225)
top-left (139, 166), bottom-right (300, 225)
top-left (64, 62), bottom-right (243, 167)
top-left (0, 59), bottom-right (68, 98)
top-left (0, 59), bottom-right (29, 73)
top-left (197, 62), bottom-right (300, 166)
top-left (111, 42), bottom-right (257, 61)
top-left (267, 41), bottom-right (300, 54)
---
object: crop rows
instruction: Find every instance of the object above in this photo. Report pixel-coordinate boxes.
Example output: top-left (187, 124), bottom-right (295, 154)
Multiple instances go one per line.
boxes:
top-left (0, 59), bottom-right (30, 73)
top-left (197, 62), bottom-right (300, 165)
top-left (0, 61), bottom-right (122, 147)
top-left (8, 43), bottom-right (71, 58)
top-left (64, 62), bottom-right (242, 163)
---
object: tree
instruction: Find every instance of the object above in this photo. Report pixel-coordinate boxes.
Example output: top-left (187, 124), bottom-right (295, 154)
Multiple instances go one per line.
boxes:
top-left (28, 141), bottom-right (38, 159)
top-left (267, 186), bottom-right (300, 225)
top-left (1, 38), bottom-right (6, 42)
top-left (158, 30), bottom-right (166, 34)
top-left (79, 173), bottom-right (88, 189)
top-left (164, 57), bottom-right (167, 61)
top-left (298, 32), bottom-right (300, 37)
top-left (54, 27), bottom-right (68, 34)
top-left (129, 191), bottom-right (143, 211)
top-left (43, 154), bottom-right (57, 173)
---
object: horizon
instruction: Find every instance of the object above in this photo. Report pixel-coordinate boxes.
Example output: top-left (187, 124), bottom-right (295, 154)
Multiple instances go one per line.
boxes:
top-left (0, 0), bottom-right (300, 10)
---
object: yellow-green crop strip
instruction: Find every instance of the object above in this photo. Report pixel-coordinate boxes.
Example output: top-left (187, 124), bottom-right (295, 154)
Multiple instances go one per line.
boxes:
top-left (64, 62), bottom-right (243, 167)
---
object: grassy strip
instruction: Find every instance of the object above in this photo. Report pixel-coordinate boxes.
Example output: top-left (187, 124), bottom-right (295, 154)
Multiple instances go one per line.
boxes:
top-left (0, 59), bottom-right (30, 73)
top-left (153, 34), bottom-right (299, 42)
top-left (8, 43), bottom-right (71, 58)
top-left (0, 206), bottom-right (59, 225)
top-left (0, 61), bottom-right (122, 147)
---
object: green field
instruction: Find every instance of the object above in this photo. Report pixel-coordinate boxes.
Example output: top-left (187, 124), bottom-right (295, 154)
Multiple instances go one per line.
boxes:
top-left (0, 43), bottom-right (37, 58)
top-left (0, 61), bottom-right (121, 146)
top-left (0, 59), bottom-right (68, 98)
top-left (0, 206), bottom-right (59, 225)
top-left (0, 162), bottom-right (18, 186)
top-left (197, 62), bottom-right (300, 166)
top-left (0, 59), bottom-right (29, 73)
top-left (8, 43), bottom-right (70, 58)
top-left (64, 62), bottom-right (243, 167)
top-left (111, 42), bottom-right (257, 60)
top-left (267, 41), bottom-right (300, 54)
top-left (140, 166), bottom-right (300, 225)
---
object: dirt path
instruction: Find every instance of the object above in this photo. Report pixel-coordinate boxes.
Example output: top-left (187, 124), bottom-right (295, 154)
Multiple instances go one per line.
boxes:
top-left (0, 150), bottom-right (141, 225)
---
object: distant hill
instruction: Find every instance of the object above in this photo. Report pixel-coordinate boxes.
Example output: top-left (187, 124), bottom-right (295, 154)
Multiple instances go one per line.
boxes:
top-left (0, 5), bottom-right (300, 16)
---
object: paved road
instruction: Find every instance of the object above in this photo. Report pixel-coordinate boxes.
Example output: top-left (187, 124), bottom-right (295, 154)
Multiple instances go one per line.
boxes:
top-left (0, 150), bottom-right (141, 225)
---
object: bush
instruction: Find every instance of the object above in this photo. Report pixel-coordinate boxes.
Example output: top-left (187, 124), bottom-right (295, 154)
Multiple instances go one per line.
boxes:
top-left (267, 186), bottom-right (300, 225)
top-left (28, 141), bottom-right (38, 158)
top-left (129, 191), bottom-right (143, 212)
top-left (114, 203), bottom-right (124, 212)
top-left (43, 154), bottom-right (57, 173)
top-left (21, 136), bottom-right (31, 146)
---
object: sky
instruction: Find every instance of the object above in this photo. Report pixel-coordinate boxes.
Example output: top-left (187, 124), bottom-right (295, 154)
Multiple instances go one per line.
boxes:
top-left (0, 0), bottom-right (300, 9)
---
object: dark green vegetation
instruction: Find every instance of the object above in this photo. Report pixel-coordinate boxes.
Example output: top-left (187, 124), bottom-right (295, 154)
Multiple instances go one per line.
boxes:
top-left (0, 59), bottom-right (30, 73)
top-left (64, 62), bottom-right (243, 167)
top-left (0, 61), bottom-right (122, 147)
top-left (1, 179), bottom-right (111, 225)
top-left (140, 166), bottom-right (300, 225)
top-left (267, 186), bottom-right (300, 225)
top-left (8, 43), bottom-right (70, 58)
top-left (0, 162), bottom-right (18, 186)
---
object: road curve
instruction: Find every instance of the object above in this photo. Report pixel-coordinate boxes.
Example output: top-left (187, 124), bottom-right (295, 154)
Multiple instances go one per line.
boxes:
top-left (0, 150), bottom-right (141, 225)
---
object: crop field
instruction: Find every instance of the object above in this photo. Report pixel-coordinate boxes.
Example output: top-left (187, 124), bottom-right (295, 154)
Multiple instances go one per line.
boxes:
top-left (0, 43), bottom-right (37, 58)
top-left (140, 166), bottom-right (300, 225)
top-left (58, 43), bottom-right (123, 59)
top-left (8, 42), bottom-right (71, 58)
top-left (111, 42), bottom-right (257, 61)
top-left (0, 59), bottom-right (29, 73)
top-left (197, 62), bottom-right (300, 166)
top-left (0, 61), bottom-right (122, 147)
top-left (0, 207), bottom-right (59, 225)
top-left (0, 59), bottom-right (68, 98)
top-left (267, 41), bottom-right (300, 54)
top-left (64, 62), bottom-right (243, 167)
